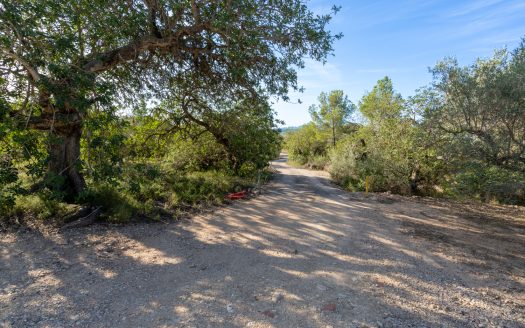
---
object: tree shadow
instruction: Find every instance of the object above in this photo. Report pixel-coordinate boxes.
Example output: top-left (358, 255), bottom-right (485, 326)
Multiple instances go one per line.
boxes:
top-left (1, 156), bottom-right (524, 327)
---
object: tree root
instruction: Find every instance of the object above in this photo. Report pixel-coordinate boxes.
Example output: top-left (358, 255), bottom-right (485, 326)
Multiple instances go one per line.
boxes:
top-left (61, 206), bottom-right (102, 230)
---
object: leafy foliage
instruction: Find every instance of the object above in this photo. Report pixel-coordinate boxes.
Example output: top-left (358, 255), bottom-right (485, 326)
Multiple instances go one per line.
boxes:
top-left (285, 90), bottom-right (356, 169)
top-left (284, 122), bottom-right (330, 169)
top-left (309, 90), bottom-right (355, 146)
top-left (329, 78), bottom-right (422, 194)
top-left (0, 1), bottom-right (339, 224)
top-left (0, 154), bottom-right (20, 214)
top-left (426, 45), bottom-right (525, 174)
top-left (1, 0), bottom-right (340, 199)
top-left (416, 41), bottom-right (525, 203)
top-left (359, 77), bottom-right (404, 122)
top-left (292, 40), bottom-right (525, 206)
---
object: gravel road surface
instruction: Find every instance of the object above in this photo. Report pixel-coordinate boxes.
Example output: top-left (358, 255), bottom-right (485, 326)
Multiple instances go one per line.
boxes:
top-left (1, 155), bottom-right (524, 327)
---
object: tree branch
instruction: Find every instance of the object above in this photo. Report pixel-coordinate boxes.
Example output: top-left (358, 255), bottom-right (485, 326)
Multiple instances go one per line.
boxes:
top-left (82, 23), bottom-right (210, 74)
top-left (0, 46), bottom-right (40, 83)
top-left (191, 0), bottom-right (202, 24)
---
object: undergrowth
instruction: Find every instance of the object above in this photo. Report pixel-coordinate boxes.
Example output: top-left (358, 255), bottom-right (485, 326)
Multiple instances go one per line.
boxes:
top-left (2, 167), bottom-right (267, 225)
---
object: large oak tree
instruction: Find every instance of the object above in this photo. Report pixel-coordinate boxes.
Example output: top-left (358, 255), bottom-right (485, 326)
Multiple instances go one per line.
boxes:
top-left (425, 42), bottom-right (525, 173)
top-left (0, 0), bottom-right (340, 198)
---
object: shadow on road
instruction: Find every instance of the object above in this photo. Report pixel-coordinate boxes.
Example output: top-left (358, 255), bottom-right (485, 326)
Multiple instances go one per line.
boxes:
top-left (1, 155), bottom-right (524, 327)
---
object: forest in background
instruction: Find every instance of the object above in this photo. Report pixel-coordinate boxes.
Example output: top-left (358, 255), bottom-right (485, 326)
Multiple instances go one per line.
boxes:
top-left (285, 41), bottom-right (525, 205)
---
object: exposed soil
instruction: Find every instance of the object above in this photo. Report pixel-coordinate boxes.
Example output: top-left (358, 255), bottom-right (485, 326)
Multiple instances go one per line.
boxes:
top-left (1, 155), bottom-right (524, 327)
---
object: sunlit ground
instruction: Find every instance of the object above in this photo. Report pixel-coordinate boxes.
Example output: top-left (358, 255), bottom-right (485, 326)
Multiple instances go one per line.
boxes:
top-left (1, 156), bottom-right (524, 327)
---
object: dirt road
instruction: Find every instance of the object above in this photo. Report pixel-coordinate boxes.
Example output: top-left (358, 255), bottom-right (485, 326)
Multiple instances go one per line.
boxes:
top-left (1, 155), bottom-right (524, 327)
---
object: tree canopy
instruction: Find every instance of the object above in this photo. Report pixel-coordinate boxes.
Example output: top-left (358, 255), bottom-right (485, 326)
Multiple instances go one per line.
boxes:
top-left (426, 44), bottom-right (525, 173)
top-left (309, 90), bottom-right (355, 146)
top-left (0, 0), bottom-right (341, 198)
top-left (285, 40), bottom-right (525, 204)
top-left (359, 76), bottom-right (404, 123)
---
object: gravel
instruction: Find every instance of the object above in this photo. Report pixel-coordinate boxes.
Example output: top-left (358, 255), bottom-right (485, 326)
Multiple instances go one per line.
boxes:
top-left (1, 155), bottom-right (524, 327)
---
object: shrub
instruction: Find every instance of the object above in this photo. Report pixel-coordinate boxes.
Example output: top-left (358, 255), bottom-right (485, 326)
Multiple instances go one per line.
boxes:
top-left (13, 191), bottom-right (78, 221)
top-left (328, 135), bottom-right (360, 189)
top-left (162, 132), bottom-right (230, 172)
top-left (284, 123), bottom-right (330, 168)
top-left (329, 123), bottom-right (417, 195)
top-left (0, 155), bottom-right (20, 218)
top-left (80, 184), bottom-right (139, 222)
top-left (76, 164), bottom-right (257, 223)
top-left (307, 155), bottom-right (330, 170)
top-left (447, 163), bottom-right (525, 205)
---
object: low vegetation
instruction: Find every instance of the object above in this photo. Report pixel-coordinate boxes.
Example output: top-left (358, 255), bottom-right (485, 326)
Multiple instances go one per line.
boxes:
top-left (285, 41), bottom-right (525, 205)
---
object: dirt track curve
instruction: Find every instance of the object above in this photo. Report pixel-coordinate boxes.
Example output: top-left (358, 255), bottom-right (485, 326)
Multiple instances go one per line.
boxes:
top-left (1, 155), bottom-right (525, 327)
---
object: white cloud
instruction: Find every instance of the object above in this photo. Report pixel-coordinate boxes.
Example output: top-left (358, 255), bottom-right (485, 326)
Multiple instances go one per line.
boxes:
top-left (432, 1), bottom-right (525, 50)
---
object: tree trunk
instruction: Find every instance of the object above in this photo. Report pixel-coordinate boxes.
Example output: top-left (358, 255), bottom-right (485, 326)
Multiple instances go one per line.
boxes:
top-left (332, 121), bottom-right (336, 147)
top-left (47, 128), bottom-right (86, 201)
top-left (410, 164), bottom-right (420, 195)
top-left (218, 137), bottom-right (239, 171)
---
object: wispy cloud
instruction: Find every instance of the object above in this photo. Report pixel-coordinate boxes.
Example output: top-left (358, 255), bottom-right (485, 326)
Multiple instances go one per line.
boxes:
top-left (347, 0), bottom-right (437, 30)
top-left (445, 0), bottom-right (505, 17)
top-left (276, 0), bottom-right (525, 127)
top-left (433, 1), bottom-right (525, 41)
top-left (298, 59), bottom-right (343, 89)
top-left (355, 67), bottom-right (414, 74)
top-left (476, 27), bottom-right (525, 45)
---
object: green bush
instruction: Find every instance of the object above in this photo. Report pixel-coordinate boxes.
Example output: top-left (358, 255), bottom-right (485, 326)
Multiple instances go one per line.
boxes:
top-left (307, 155), bottom-right (330, 170)
top-left (13, 191), bottom-right (78, 221)
top-left (79, 184), bottom-right (140, 222)
top-left (284, 123), bottom-right (329, 168)
top-left (162, 132), bottom-right (230, 172)
top-left (0, 155), bottom-right (20, 217)
top-left (328, 135), bottom-right (360, 190)
top-left (447, 163), bottom-right (525, 205)
top-left (76, 165), bottom-right (256, 223)
top-left (329, 123), bottom-right (417, 195)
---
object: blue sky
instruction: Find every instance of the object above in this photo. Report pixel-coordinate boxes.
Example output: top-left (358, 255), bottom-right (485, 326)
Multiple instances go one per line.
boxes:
top-left (274, 0), bottom-right (525, 127)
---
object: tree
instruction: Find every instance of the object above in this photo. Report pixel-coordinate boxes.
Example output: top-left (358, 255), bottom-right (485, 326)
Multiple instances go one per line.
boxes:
top-left (309, 90), bottom-right (355, 146)
top-left (343, 77), bottom-right (421, 194)
top-left (157, 93), bottom-right (281, 172)
top-left (0, 0), bottom-right (341, 199)
top-left (414, 41), bottom-right (525, 203)
top-left (359, 76), bottom-right (404, 124)
top-left (426, 42), bottom-right (525, 173)
top-left (285, 122), bottom-right (328, 166)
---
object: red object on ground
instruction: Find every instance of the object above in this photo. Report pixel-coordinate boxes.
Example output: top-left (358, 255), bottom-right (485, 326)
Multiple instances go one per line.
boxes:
top-left (321, 303), bottom-right (337, 312)
top-left (225, 191), bottom-right (247, 200)
top-left (262, 310), bottom-right (276, 318)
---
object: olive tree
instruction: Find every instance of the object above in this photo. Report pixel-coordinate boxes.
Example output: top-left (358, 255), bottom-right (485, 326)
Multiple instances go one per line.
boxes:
top-left (427, 41), bottom-right (525, 173)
